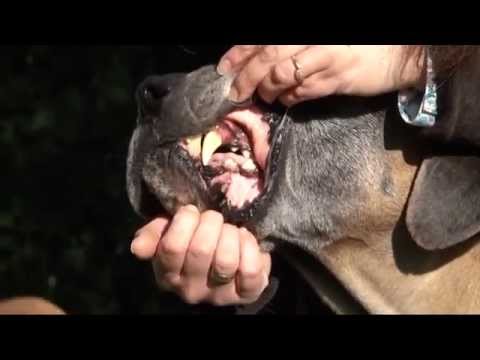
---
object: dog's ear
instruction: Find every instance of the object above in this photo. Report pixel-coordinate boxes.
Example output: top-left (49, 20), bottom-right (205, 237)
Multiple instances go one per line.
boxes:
top-left (406, 156), bottom-right (480, 250)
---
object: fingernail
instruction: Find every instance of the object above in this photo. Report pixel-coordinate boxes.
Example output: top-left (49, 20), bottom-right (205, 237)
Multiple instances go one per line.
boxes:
top-left (230, 95), bottom-right (254, 109)
top-left (229, 86), bottom-right (240, 103)
top-left (130, 238), bottom-right (139, 255)
top-left (182, 204), bottom-right (198, 213)
top-left (217, 58), bottom-right (231, 75)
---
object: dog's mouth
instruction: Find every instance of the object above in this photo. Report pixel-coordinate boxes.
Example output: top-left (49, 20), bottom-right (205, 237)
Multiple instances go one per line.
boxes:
top-left (177, 101), bottom-right (287, 225)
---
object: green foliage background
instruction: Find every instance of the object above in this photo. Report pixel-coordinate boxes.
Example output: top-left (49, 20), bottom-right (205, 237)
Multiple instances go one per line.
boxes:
top-left (0, 45), bottom-right (230, 314)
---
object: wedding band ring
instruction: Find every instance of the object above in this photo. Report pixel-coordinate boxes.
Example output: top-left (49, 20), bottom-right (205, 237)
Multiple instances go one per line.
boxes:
top-left (291, 55), bottom-right (305, 84)
top-left (210, 270), bottom-right (234, 285)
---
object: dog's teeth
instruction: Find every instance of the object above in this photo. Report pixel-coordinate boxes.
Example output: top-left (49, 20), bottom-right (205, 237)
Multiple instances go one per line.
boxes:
top-left (221, 183), bottom-right (229, 193)
top-left (224, 158), bottom-right (238, 172)
top-left (231, 146), bottom-right (239, 153)
top-left (185, 135), bottom-right (202, 158)
top-left (241, 159), bottom-right (256, 172)
top-left (242, 150), bottom-right (251, 158)
top-left (202, 130), bottom-right (223, 166)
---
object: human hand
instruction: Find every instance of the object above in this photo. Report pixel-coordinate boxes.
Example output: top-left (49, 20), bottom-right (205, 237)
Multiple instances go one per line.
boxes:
top-left (130, 205), bottom-right (271, 306)
top-left (217, 45), bottom-right (425, 107)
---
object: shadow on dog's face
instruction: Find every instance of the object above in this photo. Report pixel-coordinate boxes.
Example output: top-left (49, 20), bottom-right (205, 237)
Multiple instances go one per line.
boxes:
top-left (127, 64), bottom-right (480, 255)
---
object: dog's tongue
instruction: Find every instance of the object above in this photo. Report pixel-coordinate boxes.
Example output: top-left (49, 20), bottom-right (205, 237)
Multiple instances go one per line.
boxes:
top-left (223, 107), bottom-right (270, 170)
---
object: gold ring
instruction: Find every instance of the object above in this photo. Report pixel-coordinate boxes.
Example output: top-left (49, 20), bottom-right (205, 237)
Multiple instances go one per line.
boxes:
top-left (210, 270), bottom-right (235, 285)
top-left (291, 55), bottom-right (305, 84)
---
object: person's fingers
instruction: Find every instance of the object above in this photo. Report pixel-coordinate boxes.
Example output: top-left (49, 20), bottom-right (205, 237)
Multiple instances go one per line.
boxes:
top-left (236, 228), bottom-right (271, 301)
top-left (179, 211), bottom-right (224, 304)
top-left (130, 217), bottom-right (170, 260)
top-left (229, 45), bottom-right (309, 103)
top-left (210, 223), bottom-right (240, 284)
top-left (206, 281), bottom-right (242, 306)
top-left (182, 210), bottom-right (224, 277)
top-left (257, 45), bottom-right (333, 103)
top-left (207, 226), bottom-right (270, 307)
top-left (279, 72), bottom-right (341, 107)
top-left (152, 262), bottom-right (182, 292)
top-left (156, 205), bottom-right (200, 275)
top-left (217, 45), bottom-right (262, 75)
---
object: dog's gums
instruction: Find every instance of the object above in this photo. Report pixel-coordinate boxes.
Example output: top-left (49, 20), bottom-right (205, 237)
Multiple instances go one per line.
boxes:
top-left (179, 105), bottom-right (284, 221)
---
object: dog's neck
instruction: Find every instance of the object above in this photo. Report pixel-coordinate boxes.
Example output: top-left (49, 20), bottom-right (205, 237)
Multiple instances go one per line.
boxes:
top-left (277, 133), bottom-right (480, 314)
top-left (304, 140), bottom-right (480, 314)
top-left (310, 226), bottom-right (480, 314)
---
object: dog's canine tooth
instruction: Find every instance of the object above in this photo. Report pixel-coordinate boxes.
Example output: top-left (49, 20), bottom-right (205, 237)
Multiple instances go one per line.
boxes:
top-left (242, 150), bottom-right (251, 158)
top-left (185, 135), bottom-right (202, 158)
top-left (224, 158), bottom-right (238, 172)
top-left (221, 183), bottom-right (229, 193)
top-left (241, 158), bottom-right (256, 172)
top-left (202, 130), bottom-right (223, 165)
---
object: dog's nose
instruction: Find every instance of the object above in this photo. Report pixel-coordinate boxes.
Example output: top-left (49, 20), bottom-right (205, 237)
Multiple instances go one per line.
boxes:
top-left (137, 73), bottom-right (186, 115)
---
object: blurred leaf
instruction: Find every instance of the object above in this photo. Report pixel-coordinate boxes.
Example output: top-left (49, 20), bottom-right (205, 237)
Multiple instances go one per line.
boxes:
top-left (31, 109), bottom-right (54, 132)
top-left (0, 213), bottom-right (14, 227)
